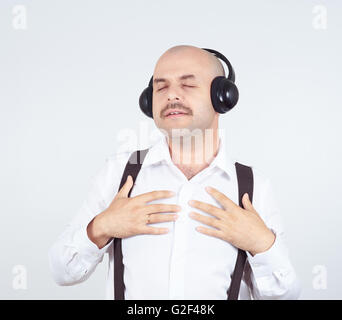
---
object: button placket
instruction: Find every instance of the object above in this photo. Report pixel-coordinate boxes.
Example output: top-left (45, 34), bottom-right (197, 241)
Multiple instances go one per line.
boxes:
top-left (168, 182), bottom-right (193, 299)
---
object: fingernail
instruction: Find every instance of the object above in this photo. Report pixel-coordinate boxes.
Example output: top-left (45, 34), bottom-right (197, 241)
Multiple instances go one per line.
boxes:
top-left (205, 186), bottom-right (212, 192)
top-left (174, 214), bottom-right (179, 220)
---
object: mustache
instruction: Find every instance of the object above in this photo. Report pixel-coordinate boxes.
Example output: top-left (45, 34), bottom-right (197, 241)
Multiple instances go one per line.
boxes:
top-left (161, 102), bottom-right (193, 118)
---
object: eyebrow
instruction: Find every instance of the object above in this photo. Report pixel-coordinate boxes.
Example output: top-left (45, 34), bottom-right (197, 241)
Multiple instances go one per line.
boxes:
top-left (153, 74), bottom-right (196, 84)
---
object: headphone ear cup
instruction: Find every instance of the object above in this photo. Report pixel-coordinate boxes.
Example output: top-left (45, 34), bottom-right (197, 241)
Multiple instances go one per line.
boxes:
top-left (139, 86), bottom-right (153, 118)
top-left (210, 76), bottom-right (239, 114)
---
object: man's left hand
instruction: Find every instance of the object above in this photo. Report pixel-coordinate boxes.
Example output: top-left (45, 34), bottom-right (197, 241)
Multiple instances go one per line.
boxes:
top-left (188, 186), bottom-right (275, 256)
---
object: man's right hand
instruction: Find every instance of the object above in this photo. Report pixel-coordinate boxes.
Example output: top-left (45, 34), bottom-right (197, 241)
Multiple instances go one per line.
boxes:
top-left (87, 175), bottom-right (180, 249)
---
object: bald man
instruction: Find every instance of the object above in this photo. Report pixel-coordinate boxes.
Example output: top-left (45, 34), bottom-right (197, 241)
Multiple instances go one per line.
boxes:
top-left (49, 45), bottom-right (301, 300)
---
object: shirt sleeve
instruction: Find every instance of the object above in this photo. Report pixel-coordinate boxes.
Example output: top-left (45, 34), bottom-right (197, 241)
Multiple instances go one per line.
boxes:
top-left (245, 177), bottom-right (302, 300)
top-left (48, 158), bottom-right (114, 286)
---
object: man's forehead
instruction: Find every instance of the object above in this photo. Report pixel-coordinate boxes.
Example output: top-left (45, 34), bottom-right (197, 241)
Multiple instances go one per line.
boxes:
top-left (153, 73), bottom-right (197, 84)
top-left (153, 50), bottom-right (218, 81)
top-left (153, 61), bottom-right (210, 82)
top-left (155, 51), bottom-right (208, 70)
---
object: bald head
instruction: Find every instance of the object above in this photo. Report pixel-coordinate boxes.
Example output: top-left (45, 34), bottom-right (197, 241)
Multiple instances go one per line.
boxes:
top-left (154, 45), bottom-right (225, 79)
top-left (151, 45), bottom-right (224, 138)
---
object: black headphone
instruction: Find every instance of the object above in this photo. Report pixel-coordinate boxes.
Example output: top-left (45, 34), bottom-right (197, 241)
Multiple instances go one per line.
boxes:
top-left (139, 48), bottom-right (239, 118)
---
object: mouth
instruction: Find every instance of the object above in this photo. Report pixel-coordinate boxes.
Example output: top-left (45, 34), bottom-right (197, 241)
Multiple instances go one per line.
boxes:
top-left (164, 110), bottom-right (190, 119)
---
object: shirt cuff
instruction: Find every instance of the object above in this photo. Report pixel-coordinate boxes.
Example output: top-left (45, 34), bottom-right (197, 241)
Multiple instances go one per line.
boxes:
top-left (246, 230), bottom-right (292, 279)
top-left (72, 219), bottom-right (113, 261)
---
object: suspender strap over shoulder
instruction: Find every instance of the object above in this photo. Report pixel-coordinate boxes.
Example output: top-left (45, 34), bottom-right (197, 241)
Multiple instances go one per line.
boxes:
top-left (227, 162), bottom-right (254, 300)
top-left (113, 150), bottom-right (254, 300)
top-left (113, 148), bottom-right (149, 300)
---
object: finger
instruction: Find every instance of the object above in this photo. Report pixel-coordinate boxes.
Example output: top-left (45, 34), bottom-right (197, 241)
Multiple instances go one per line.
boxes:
top-left (142, 203), bottom-right (181, 214)
top-left (242, 193), bottom-right (258, 214)
top-left (135, 190), bottom-right (176, 203)
top-left (189, 211), bottom-right (221, 229)
top-left (139, 226), bottom-right (169, 235)
top-left (205, 186), bottom-right (239, 213)
top-left (117, 175), bottom-right (134, 198)
top-left (147, 213), bottom-right (179, 224)
top-left (188, 200), bottom-right (224, 218)
top-left (195, 225), bottom-right (223, 240)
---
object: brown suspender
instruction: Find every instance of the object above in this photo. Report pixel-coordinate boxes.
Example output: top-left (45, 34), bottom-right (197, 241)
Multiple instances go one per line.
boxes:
top-left (227, 163), bottom-right (253, 299)
top-left (113, 149), bottom-right (149, 300)
top-left (112, 149), bottom-right (254, 300)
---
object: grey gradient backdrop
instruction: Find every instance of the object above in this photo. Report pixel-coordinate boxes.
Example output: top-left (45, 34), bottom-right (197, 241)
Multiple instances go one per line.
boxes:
top-left (0, 0), bottom-right (341, 299)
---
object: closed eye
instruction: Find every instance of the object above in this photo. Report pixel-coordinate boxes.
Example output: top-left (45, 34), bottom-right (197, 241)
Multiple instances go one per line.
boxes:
top-left (156, 85), bottom-right (196, 92)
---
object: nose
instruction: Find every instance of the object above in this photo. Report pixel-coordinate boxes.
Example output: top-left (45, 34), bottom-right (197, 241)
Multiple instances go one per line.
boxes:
top-left (168, 96), bottom-right (180, 102)
top-left (166, 83), bottom-right (182, 102)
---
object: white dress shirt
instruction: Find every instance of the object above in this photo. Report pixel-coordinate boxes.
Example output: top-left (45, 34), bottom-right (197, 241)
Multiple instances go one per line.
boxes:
top-left (48, 133), bottom-right (301, 300)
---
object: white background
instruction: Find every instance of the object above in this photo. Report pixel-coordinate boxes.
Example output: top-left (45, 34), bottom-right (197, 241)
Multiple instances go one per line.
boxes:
top-left (0, 0), bottom-right (341, 299)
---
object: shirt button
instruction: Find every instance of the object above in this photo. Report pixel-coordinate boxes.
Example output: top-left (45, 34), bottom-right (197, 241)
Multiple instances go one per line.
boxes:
top-left (275, 269), bottom-right (289, 277)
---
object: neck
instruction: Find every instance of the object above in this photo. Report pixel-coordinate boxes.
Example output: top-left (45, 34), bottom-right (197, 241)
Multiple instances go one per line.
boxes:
top-left (166, 129), bottom-right (220, 180)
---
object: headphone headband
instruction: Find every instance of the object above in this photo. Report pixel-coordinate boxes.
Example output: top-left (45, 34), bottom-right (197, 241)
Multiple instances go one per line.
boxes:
top-left (201, 48), bottom-right (235, 82)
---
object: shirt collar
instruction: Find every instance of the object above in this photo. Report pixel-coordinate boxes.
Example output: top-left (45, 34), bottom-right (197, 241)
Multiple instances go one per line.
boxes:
top-left (142, 130), bottom-right (236, 179)
top-left (208, 131), bottom-right (236, 179)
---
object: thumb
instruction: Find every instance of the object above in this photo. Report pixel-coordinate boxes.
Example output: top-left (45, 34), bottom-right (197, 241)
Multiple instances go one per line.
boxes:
top-left (117, 175), bottom-right (134, 198)
top-left (242, 193), bottom-right (256, 213)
